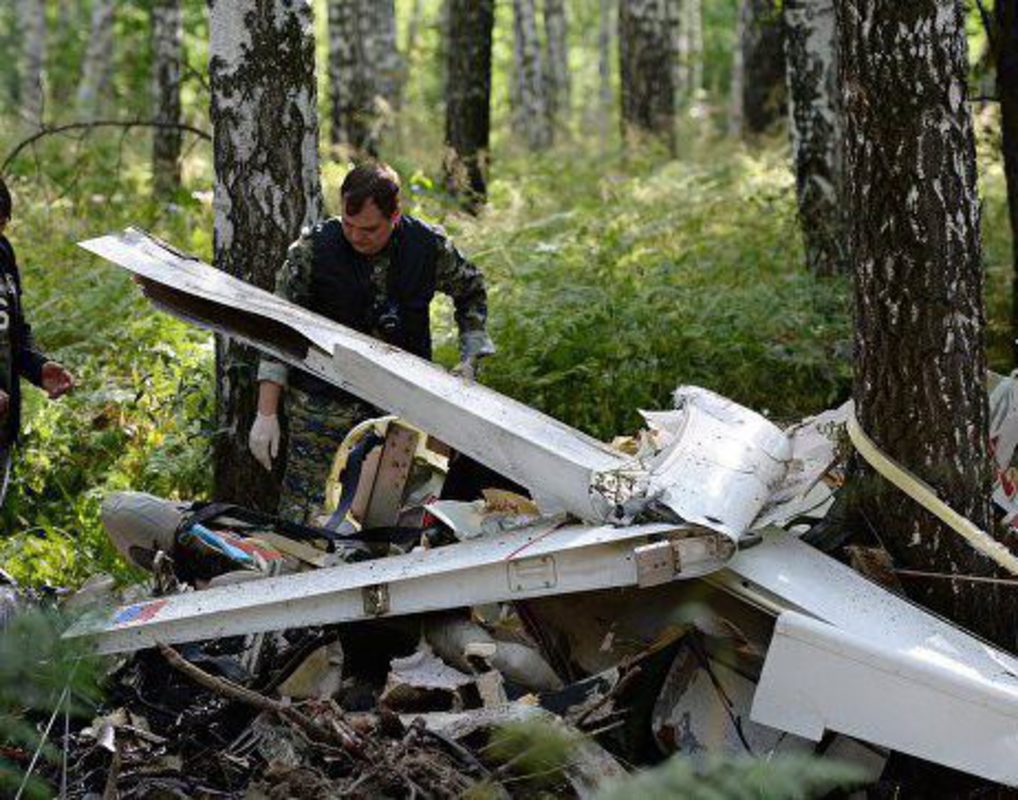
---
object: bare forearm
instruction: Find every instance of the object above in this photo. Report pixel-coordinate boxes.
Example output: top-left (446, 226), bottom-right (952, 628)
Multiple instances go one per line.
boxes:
top-left (257, 380), bottom-right (283, 415)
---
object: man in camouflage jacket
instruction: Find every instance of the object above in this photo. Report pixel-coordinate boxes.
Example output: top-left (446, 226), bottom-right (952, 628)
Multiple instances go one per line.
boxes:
top-left (249, 162), bottom-right (495, 524)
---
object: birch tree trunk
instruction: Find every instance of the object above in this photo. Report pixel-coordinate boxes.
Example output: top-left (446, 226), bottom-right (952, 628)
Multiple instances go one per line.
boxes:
top-left (729, 0), bottom-right (745, 137)
top-left (208, 0), bottom-right (323, 510)
top-left (76, 0), bottom-right (116, 120)
top-left (784, 0), bottom-right (846, 275)
top-left (328, 0), bottom-right (398, 155)
top-left (619, 0), bottom-right (676, 152)
top-left (737, 0), bottom-right (786, 135)
top-left (328, 0), bottom-right (366, 150)
top-left (152, 0), bottom-right (183, 200)
top-left (371, 0), bottom-right (402, 115)
top-left (843, 0), bottom-right (1015, 651)
top-left (444, 0), bottom-right (494, 211)
top-left (686, 0), bottom-right (704, 100)
top-left (999, 1), bottom-right (1018, 366)
top-left (666, 0), bottom-right (683, 109)
top-left (512, 0), bottom-right (552, 150)
top-left (20, 0), bottom-right (46, 127)
top-left (599, 0), bottom-right (614, 149)
top-left (543, 0), bottom-right (570, 131)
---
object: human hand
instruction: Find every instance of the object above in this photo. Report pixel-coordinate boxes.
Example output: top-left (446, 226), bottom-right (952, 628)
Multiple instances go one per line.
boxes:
top-left (0, 390), bottom-right (8, 417)
top-left (41, 362), bottom-right (75, 399)
top-left (249, 412), bottom-right (280, 472)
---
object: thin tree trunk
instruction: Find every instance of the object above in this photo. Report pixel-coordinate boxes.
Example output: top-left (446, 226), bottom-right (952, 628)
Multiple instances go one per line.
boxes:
top-left (152, 0), bottom-right (183, 200)
top-left (686, 0), bottom-right (704, 99)
top-left (328, 0), bottom-right (363, 150)
top-left (619, 0), bottom-right (676, 152)
top-left (371, 0), bottom-right (402, 114)
top-left (76, 0), bottom-right (116, 120)
top-left (729, 1), bottom-right (745, 137)
top-left (208, 0), bottom-right (323, 510)
top-left (512, 0), bottom-right (552, 150)
top-left (598, 0), bottom-right (614, 150)
top-left (667, 0), bottom-right (684, 109)
top-left (843, 0), bottom-right (1015, 652)
top-left (738, 0), bottom-right (786, 135)
top-left (328, 0), bottom-right (395, 155)
top-left (544, 0), bottom-right (570, 131)
top-left (444, 0), bottom-right (494, 211)
top-left (20, 0), bottom-right (45, 127)
top-left (784, 0), bottom-right (846, 275)
top-left (999, 1), bottom-right (1018, 366)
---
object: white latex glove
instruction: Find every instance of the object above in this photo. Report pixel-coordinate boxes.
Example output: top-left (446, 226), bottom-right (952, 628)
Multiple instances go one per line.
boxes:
top-left (249, 412), bottom-right (280, 472)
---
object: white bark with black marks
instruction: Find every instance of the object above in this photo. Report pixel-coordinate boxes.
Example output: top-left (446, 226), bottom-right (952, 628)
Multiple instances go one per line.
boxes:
top-left (666, 0), bottom-right (683, 112)
top-left (208, 0), bottom-right (322, 509)
top-left (369, 0), bottom-right (402, 114)
top-left (512, 0), bottom-right (552, 150)
top-left (843, 0), bottom-right (1014, 649)
top-left (328, 0), bottom-right (400, 154)
top-left (76, 0), bottom-right (116, 120)
top-left (152, 0), bottom-right (183, 199)
top-left (785, 0), bottom-right (845, 275)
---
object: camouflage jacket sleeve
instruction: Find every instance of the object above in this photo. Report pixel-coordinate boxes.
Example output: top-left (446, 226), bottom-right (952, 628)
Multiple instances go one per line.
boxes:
top-left (433, 231), bottom-right (495, 359)
top-left (256, 231), bottom-right (315, 386)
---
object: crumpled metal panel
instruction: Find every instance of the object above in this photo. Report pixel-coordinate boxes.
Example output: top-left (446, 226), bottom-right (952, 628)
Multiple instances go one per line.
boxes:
top-left (592, 387), bottom-right (791, 540)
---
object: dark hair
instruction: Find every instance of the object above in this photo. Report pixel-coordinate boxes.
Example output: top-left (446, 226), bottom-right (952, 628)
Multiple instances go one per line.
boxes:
top-left (341, 162), bottom-right (401, 217)
top-left (0, 178), bottom-right (10, 222)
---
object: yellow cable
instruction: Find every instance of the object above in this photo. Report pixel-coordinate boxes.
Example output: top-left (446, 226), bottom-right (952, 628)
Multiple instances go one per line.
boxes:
top-left (847, 412), bottom-right (1018, 577)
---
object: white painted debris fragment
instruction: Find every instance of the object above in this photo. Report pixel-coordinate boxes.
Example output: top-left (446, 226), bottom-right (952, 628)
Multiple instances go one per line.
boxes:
top-left (617, 387), bottom-right (791, 537)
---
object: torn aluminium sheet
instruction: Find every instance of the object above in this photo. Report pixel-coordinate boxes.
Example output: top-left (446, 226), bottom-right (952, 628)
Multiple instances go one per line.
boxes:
top-left (78, 228), bottom-right (789, 546)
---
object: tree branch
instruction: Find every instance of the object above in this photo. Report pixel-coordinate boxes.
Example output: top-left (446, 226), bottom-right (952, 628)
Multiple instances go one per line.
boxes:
top-left (158, 641), bottom-right (365, 757)
top-left (1, 119), bottom-right (211, 174)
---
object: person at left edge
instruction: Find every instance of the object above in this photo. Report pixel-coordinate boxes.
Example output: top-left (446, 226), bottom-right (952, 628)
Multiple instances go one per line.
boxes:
top-left (0, 178), bottom-right (76, 458)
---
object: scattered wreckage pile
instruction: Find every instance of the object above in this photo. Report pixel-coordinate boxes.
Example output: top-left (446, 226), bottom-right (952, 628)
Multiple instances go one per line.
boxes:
top-left (38, 229), bottom-right (1018, 795)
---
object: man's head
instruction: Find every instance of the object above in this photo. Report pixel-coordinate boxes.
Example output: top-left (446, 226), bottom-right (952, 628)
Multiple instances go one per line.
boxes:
top-left (340, 162), bottom-right (401, 256)
top-left (0, 178), bottom-right (11, 236)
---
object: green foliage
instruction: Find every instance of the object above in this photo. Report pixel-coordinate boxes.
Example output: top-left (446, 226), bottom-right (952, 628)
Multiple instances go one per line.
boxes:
top-left (0, 150), bottom-right (214, 586)
top-left (596, 753), bottom-right (868, 800)
top-left (468, 717), bottom-right (866, 800)
top-left (485, 718), bottom-right (581, 780)
top-left (417, 138), bottom-right (852, 439)
top-left (0, 609), bottom-right (104, 799)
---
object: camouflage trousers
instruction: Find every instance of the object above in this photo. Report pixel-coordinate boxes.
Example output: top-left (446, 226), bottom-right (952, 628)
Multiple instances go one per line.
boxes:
top-left (277, 387), bottom-right (376, 525)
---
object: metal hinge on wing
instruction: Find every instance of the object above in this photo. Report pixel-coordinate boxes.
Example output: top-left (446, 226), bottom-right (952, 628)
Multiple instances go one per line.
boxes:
top-left (634, 532), bottom-right (736, 587)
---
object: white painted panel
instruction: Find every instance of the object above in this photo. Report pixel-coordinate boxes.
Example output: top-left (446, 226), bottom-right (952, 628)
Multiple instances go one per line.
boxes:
top-left (66, 521), bottom-right (714, 654)
top-left (78, 229), bottom-right (630, 523)
top-left (753, 611), bottom-right (1018, 787)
